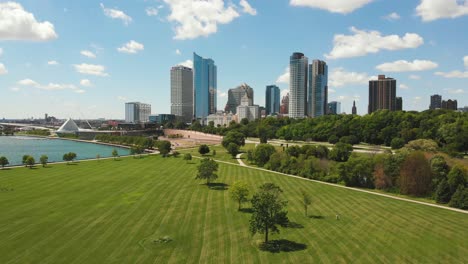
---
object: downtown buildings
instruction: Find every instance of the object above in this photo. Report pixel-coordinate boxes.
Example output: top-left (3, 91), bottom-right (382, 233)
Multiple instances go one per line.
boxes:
top-left (194, 52), bottom-right (217, 119)
top-left (125, 102), bottom-right (151, 123)
top-left (170, 65), bottom-right (193, 123)
top-left (224, 83), bottom-right (254, 114)
top-left (368, 75), bottom-right (397, 114)
top-left (265, 85), bottom-right (280, 115)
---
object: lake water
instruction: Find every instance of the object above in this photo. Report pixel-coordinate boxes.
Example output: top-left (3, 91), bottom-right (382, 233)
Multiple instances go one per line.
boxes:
top-left (0, 136), bottom-right (130, 166)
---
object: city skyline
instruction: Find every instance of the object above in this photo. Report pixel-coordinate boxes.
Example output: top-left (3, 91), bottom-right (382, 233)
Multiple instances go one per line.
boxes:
top-left (1, 1), bottom-right (467, 119)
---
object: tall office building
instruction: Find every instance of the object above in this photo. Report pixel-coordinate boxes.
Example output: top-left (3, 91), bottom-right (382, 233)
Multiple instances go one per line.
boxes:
top-left (328, 101), bottom-right (341, 115)
top-left (237, 93), bottom-right (259, 122)
top-left (125, 102), bottom-right (151, 123)
top-left (171, 65), bottom-right (193, 123)
top-left (280, 93), bottom-right (289, 115)
top-left (352, 100), bottom-right (357, 115)
top-left (368, 75), bottom-right (397, 114)
top-left (396, 97), bottom-right (403, 111)
top-left (224, 83), bottom-right (254, 114)
top-left (442, 99), bottom-right (458, 110)
top-left (265, 85), bottom-right (280, 115)
top-left (309, 60), bottom-right (328, 117)
top-left (193, 52), bottom-right (217, 119)
top-left (289, 52), bottom-right (308, 118)
top-left (429, 94), bottom-right (442, 109)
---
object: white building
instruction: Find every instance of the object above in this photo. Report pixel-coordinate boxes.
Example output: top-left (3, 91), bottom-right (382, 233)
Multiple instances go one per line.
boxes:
top-left (125, 102), bottom-right (151, 123)
top-left (206, 111), bottom-right (237, 127)
top-left (236, 94), bottom-right (259, 122)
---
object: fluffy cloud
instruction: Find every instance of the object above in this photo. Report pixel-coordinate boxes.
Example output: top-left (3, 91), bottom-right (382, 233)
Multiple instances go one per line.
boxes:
top-left (175, 49), bottom-right (181, 55)
top-left (74, 63), bottom-right (109, 77)
top-left (376, 60), bottom-right (438, 72)
top-left (117, 96), bottom-right (127, 101)
top-left (81, 50), bottom-right (96, 58)
top-left (18, 78), bottom-right (38, 86)
top-left (399, 84), bottom-right (409, 89)
top-left (100, 3), bottom-right (132, 25)
top-left (464, 56), bottom-right (468, 68)
top-left (445, 88), bottom-right (465, 94)
top-left (240, 0), bottom-right (257, 15)
top-left (289, 0), bottom-right (372, 14)
top-left (80, 79), bottom-right (92, 87)
top-left (435, 71), bottom-right (468, 78)
top-left (383, 12), bottom-right (400, 21)
top-left (146, 7), bottom-right (159, 16)
top-left (409, 74), bottom-right (421, 80)
top-left (164, 0), bottom-right (243, 40)
top-left (217, 90), bottom-right (227, 98)
top-left (0, 63), bottom-right (7, 74)
top-left (47, 60), bottom-right (59, 65)
top-left (276, 67), bottom-right (290, 84)
top-left (325, 27), bottom-right (424, 59)
top-left (178, 59), bottom-right (193, 68)
top-left (117, 40), bottom-right (144, 54)
top-left (416, 0), bottom-right (468, 22)
top-left (17, 78), bottom-right (80, 91)
top-left (329, 68), bottom-right (374, 87)
top-left (0, 2), bottom-right (57, 41)
top-left (10, 87), bottom-right (20, 92)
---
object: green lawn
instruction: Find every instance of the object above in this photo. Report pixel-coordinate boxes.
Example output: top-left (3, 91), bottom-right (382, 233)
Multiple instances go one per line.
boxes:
top-left (0, 156), bottom-right (467, 263)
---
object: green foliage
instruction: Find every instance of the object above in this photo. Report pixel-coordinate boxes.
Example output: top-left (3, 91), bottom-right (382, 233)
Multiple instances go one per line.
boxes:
top-left (22, 155), bottom-right (30, 166)
top-left (230, 181), bottom-right (250, 210)
top-left (300, 190), bottom-right (312, 217)
top-left (285, 145), bottom-right (301, 158)
top-left (226, 143), bottom-right (239, 158)
top-left (447, 165), bottom-right (467, 194)
top-left (435, 179), bottom-right (452, 204)
top-left (222, 131), bottom-right (245, 148)
top-left (172, 151), bottom-right (180, 157)
top-left (449, 185), bottom-right (468, 209)
top-left (157, 141), bottom-right (172, 157)
top-left (198, 144), bottom-right (210, 156)
top-left (329, 142), bottom-right (353, 162)
top-left (339, 135), bottom-right (359, 145)
top-left (339, 154), bottom-right (375, 188)
top-left (25, 156), bottom-right (35, 168)
top-left (252, 144), bottom-right (276, 167)
top-left (183, 153), bottom-right (192, 163)
top-left (212, 150), bottom-right (216, 156)
top-left (250, 183), bottom-right (289, 243)
top-left (112, 149), bottom-right (119, 160)
top-left (399, 152), bottom-right (432, 197)
top-left (21, 130), bottom-right (51, 136)
top-left (130, 146), bottom-right (145, 157)
top-left (328, 135), bottom-right (339, 144)
top-left (195, 158), bottom-right (219, 185)
top-left (63, 152), bottom-right (77, 163)
top-left (40, 155), bottom-right (48, 167)
top-left (404, 139), bottom-right (438, 152)
top-left (391, 138), bottom-right (405, 150)
top-left (0, 156), bottom-right (9, 168)
top-left (95, 134), bottom-right (155, 148)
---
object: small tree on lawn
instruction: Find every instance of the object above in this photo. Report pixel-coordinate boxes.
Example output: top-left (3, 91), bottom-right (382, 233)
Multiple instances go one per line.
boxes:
top-left (40, 155), bottom-right (48, 167)
top-left (157, 141), bottom-right (172, 157)
top-left (112, 149), bottom-right (119, 160)
top-left (198, 144), bottom-right (210, 156)
top-left (250, 183), bottom-right (289, 244)
top-left (212, 150), bottom-right (216, 156)
top-left (227, 143), bottom-right (240, 158)
top-left (195, 158), bottom-right (218, 185)
top-left (26, 156), bottom-right (35, 168)
top-left (0, 156), bottom-right (9, 168)
top-left (300, 190), bottom-right (312, 217)
top-left (230, 181), bottom-right (250, 210)
top-left (22, 155), bottom-right (30, 167)
top-left (183, 153), bottom-right (192, 163)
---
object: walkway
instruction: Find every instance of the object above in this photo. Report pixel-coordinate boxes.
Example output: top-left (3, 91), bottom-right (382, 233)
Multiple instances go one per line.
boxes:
top-left (235, 153), bottom-right (247, 167)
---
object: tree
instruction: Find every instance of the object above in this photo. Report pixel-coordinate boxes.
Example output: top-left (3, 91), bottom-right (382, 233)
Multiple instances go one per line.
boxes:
top-left (157, 141), bottom-right (172, 157)
top-left (430, 155), bottom-right (449, 188)
top-left (22, 155), bottom-right (30, 167)
top-left (63, 152), bottom-right (76, 164)
top-left (449, 185), bottom-right (467, 209)
top-left (112, 149), bottom-right (119, 160)
top-left (329, 142), bottom-right (353, 162)
top-left (252, 144), bottom-right (276, 167)
top-left (195, 158), bottom-right (219, 185)
top-left (399, 151), bottom-right (432, 197)
top-left (96, 154), bottom-right (101, 161)
top-left (172, 151), bottom-right (180, 157)
top-left (447, 165), bottom-right (467, 194)
top-left (249, 183), bottom-right (289, 244)
top-left (227, 143), bottom-right (240, 158)
top-left (390, 138), bottom-right (405, 149)
top-left (198, 144), bottom-right (210, 156)
top-left (222, 131), bottom-right (245, 148)
top-left (40, 155), bottom-right (48, 167)
top-left (212, 150), bottom-right (216, 156)
top-left (435, 179), bottom-right (451, 204)
top-left (0, 156), bottom-right (9, 168)
top-left (183, 153), bottom-right (192, 163)
top-left (26, 156), bottom-right (35, 168)
top-left (300, 190), bottom-right (312, 217)
top-left (230, 181), bottom-right (250, 210)
top-left (130, 146), bottom-right (144, 158)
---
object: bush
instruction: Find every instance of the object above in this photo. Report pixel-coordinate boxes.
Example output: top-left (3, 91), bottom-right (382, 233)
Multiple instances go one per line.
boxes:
top-left (448, 185), bottom-right (467, 209)
top-left (390, 138), bottom-right (405, 150)
top-left (252, 144), bottom-right (276, 167)
top-left (198, 144), bottom-right (210, 155)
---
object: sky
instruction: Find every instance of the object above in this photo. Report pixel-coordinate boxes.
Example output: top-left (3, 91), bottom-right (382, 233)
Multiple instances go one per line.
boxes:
top-left (0, 0), bottom-right (467, 119)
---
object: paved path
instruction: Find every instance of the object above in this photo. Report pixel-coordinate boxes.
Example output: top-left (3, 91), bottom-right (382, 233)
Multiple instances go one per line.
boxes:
top-left (192, 155), bottom-right (468, 214)
top-left (235, 153), bottom-right (247, 167)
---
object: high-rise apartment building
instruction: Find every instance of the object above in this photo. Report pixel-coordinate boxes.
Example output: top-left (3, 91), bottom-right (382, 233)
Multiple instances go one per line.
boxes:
top-left (368, 75), bottom-right (397, 114)
top-left (265, 85), bottom-right (280, 115)
top-left (352, 100), bottom-right (357, 115)
top-left (170, 65), bottom-right (193, 123)
top-left (429, 94), bottom-right (442, 109)
top-left (328, 101), bottom-right (341, 115)
top-left (125, 102), bottom-right (151, 123)
top-left (396, 97), bottom-right (403, 111)
top-left (289, 52), bottom-right (308, 118)
top-left (280, 93), bottom-right (289, 115)
top-left (442, 99), bottom-right (458, 110)
top-left (193, 52), bottom-right (217, 119)
top-left (309, 60), bottom-right (328, 117)
top-left (224, 83), bottom-right (254, 114)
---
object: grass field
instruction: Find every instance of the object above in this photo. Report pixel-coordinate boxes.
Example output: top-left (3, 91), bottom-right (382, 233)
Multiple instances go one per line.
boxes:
top-left (0, 155), bottom-right (467, 263)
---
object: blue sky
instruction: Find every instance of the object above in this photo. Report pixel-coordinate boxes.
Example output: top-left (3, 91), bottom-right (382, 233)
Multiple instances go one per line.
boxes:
top-left (0, 0), bottom-right (467, 119)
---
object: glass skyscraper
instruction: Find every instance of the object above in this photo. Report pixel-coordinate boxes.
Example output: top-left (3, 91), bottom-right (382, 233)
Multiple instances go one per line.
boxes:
top-left (265, 85), bottom-right (280, 115)
top-left (309, 60), bottom-right (328, 117)
top-left (193, 52), bottom-right (217, 119)
top-left (170, 65), bottom-right (193, 123)
top-left (289, 52), bottom-right (308, 118)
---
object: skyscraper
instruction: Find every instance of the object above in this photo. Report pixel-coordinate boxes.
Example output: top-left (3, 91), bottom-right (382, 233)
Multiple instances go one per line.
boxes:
top-left (442, 99), bottom-right (458, 110)
top-left (352, 100), bottom-right (357, 115)
top-left (429, 94), bottom-right (442, 109)
top-left (289, 52), bottom-right (308, 118)
top-left (396, 97), bottom-right (403, 111)
top-left (237, 93), bottom-right (259, 122)
top-left (224, 83), bottom-right (254, 114)
top-left (171, 65), bottom-right (193, 123)
top-left (328, 101), bottom-right (341, 115)
top-left (280, 93), bottom-right (289, 115)
top-left (309, 60), bottom-right (328, 117)
top-left (368, 75), bottom-right (397, 114)
top-left (193, 52), bottom-right (217, 119)
top-left (125, 102), bottom-right (151, 123)
top-left (265, 85), bottom-right (280, 115)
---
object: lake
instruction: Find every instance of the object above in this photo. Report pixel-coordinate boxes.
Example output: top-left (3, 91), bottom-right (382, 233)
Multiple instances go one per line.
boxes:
top-left (0, 136), bottom-right (130, 166)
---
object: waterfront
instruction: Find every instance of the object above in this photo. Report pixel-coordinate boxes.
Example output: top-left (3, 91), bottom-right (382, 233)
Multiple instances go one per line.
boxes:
top-left (0, 136), bottom-right (130, 166)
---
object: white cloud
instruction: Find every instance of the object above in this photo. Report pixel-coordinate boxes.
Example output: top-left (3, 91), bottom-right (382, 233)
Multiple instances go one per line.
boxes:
top-left (117, 40), bottom-right (144, 54)
top-left (0, 63), bottom-right (7, 74)
top-left (18, 78), bottom-right (39, 86)
top-left (289, 0), bottom-right (372, 14)
top-left (399, 84), bottom-right (409, 89)
top-left (329, 68), bottom-right (374, 87)
top-left (47, 60), bottom-right (59, 65)
top-left (81, 50), bottom-right (96, 58)
top-left (100, 3), bottom-right (132, 25)
top-left (383, 12), bottom-right (400, 21)
top-left (0, 2), bottom-right (57, 41)
top-left (18, 78), bottom-right (78, 91)
top-left (409, 74), bottom-right (421, 80)
top-left (416, 0), bottom-right (468, 22)
top-left (325, 27), bottom-right (424, 59)
top-left (178, 59), bottom-right (193, 68)
top-left (218, 90), bottom-right (227, 98)
top-left (276, 67), bottom-right (290, 84)
top-left (464, 56), bottom-right (468, 68)
top-left (445, 88), bottom-right (465, 94)
top-left (164, 0), bottom-right (241, 40)
top-left (376, 60), bottom-right (438, 72)
top-left (10, 87), bottom-right (20, 92)
top-left (75, 89), bottom-right (86, 94)
top-left (117, 96), bottom-right (127, 101)
top-left (240, 0), bottom-right (257, 15)
top-left (435, 71), bottom-right (468, 78)
top-left (74, 63), bottom-right (109, 77)
top-left (329, 88), bottom-right (336, 93)
top-left (175, 49), bottom-right (181, 55)
top-left (146, 7), bottom-right (159, 16)
top-left (80, 79), bottom-right (92, 87)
